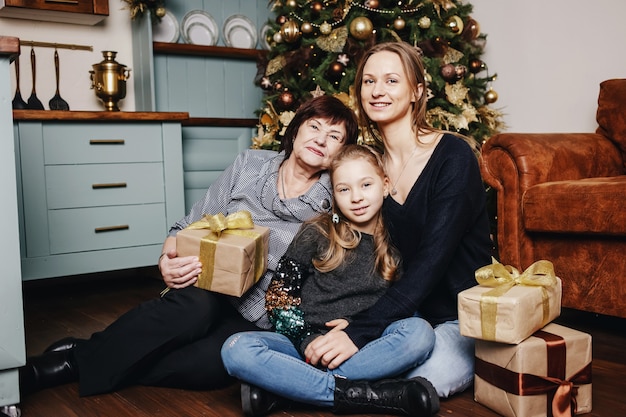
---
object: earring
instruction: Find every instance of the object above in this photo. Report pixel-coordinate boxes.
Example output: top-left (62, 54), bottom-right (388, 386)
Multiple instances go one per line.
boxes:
top-left (332, 213), bottom-right (339, 224)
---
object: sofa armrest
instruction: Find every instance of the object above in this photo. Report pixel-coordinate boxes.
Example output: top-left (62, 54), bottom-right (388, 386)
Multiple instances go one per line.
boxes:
top-left (481, 133), bottom-right (623, 190)
top-left (479, 132), bottom-right (623, 269)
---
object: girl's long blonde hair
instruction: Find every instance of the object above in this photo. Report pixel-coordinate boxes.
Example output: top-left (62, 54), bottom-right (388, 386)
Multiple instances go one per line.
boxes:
top-left (307, 144), bottom-right (401, 282)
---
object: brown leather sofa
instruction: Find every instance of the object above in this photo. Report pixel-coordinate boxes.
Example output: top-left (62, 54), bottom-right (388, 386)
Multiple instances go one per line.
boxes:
top-left (480, 79), bottom-right (626, 319)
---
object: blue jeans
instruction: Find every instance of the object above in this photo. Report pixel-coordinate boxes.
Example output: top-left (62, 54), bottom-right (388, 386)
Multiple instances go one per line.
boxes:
top-left (221, 317), bottom-right (434, 407)
top-left (403, 319), bottom-right (475, 398)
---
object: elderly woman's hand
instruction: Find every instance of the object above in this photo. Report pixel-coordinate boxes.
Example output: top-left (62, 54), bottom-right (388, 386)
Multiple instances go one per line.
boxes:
top-left (158, 237), bottom-right (201, 289)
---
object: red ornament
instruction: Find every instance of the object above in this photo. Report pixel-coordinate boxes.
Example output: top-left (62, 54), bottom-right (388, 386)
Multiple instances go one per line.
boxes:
top-left (462, 18), bottom-right (481, 41)
top-left (326, 61), bottom-right (344, 81)
top-left (310, 1), bottom-right (323, 15)
top-left (440, 64), bottom-right (457, 82)
top-left (469, 59), bottom-right (485, 74)
top-left (277, 90), bottom-right (296, 110)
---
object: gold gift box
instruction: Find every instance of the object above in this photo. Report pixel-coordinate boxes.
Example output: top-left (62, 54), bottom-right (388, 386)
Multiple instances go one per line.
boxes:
top-left (176, 214), bottom-right (269, 297)
top-left (474, 323), bottom-right (592, 417)
top-left (458, 260), bottom-right (562, 344)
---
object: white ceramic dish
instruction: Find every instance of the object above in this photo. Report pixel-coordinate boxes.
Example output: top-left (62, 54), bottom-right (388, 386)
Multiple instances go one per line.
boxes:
top-left (223, 14), bottom-right (257, 49)
top-left (259, 23), bottom-right (272, 50)
top-left (181, 10), bottom-right (219, 46)
top-left (152, 10), bottom-right (179, 43)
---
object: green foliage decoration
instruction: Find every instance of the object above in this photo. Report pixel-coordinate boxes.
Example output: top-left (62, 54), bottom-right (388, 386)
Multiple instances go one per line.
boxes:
top-left (253, 0), bottom-right (505, 150)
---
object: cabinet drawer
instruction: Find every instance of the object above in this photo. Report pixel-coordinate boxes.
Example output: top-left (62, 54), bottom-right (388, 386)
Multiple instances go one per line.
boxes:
top-left (43, 124), bottom-right (163, 164)
top-left (48, 204), bottom-right (166, 254)
top-left (45, 163), bottom-right (165, 209)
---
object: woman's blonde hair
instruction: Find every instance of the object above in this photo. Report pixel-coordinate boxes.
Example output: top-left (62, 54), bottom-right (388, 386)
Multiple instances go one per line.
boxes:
top-left (307, 144), bottom-right (401, 282)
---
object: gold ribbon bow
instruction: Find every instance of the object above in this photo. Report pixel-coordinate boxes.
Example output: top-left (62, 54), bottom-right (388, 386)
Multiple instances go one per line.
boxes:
top-left (475, 259), bottom-right (557, 340)
top-left (186, 211), bottom-right (255, 237)
top-left (186, 210), bottom-right (265, 295)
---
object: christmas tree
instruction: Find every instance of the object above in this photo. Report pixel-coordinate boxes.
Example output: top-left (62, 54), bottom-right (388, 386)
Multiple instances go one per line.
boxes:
top-left (252, 0), bottom-right (504, 150)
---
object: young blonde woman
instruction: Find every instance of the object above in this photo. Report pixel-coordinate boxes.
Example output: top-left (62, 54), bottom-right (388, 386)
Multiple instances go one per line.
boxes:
top-left (222, 145), bottom-right (439, 417)
top-left (308, 41), bottom-right (493, 400)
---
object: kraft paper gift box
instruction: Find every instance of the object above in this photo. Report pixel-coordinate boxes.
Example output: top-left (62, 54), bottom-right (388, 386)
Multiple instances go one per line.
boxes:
top-left (176, 211), bottom-right (269, 297)
top-left (458, 259), bottom-right (562, 344)
top-left (474, 322), bottom-right (592, 417)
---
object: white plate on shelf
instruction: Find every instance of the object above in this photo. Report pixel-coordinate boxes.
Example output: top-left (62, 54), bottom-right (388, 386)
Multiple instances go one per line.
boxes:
top-left (181, 10), bottom-right (219, 46)
top-left (152, 10), bottom-right (179, 43)
top-left (223, 14), bottom-right (257, 49)
top-left (259, 23), bottom-right (272, 50)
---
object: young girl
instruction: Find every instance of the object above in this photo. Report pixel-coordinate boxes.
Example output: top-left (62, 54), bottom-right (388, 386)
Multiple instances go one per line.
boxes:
top-left (221, 144), bottom-right (439, 417)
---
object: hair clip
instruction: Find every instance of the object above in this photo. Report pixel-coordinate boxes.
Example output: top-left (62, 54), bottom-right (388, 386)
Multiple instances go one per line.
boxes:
top-left (332, 213), bottom-right (339, 224)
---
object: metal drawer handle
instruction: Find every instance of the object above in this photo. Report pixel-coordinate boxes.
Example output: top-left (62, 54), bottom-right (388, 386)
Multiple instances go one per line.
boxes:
top-left (89, 139), bottom-right (125, 145)
top-left (92, 182), bottom-right (127, 189)
top-left (45, 0), bottom-right (80, 4)
top-left (95, 225), bottom-right (129, 233)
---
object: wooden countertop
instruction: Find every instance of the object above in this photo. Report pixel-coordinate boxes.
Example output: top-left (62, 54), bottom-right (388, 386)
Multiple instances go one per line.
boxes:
top-left (12, 110), bottom-right (189, 122)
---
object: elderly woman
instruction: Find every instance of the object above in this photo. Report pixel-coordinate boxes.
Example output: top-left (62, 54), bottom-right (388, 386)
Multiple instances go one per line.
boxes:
top-left (20, 95), bottom-right (358, 397)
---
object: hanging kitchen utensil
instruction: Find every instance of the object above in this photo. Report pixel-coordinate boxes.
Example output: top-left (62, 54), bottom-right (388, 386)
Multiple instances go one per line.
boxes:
top-left (26, 46), bottom-right (44, 110)
top-left (49, 49), bottom-right (70, 110)
top-left (12, 54), bottom-right (28, 109)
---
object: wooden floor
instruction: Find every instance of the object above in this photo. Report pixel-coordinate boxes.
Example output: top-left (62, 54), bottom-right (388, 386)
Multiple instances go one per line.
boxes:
top-left (17, 267), bottom-right (626, 417)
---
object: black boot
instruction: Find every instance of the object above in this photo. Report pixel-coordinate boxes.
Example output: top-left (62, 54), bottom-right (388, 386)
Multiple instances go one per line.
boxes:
top-left (44, 337), bottom-right (80, 353)
top-left (333, 375), bottom-right (440, 416)
top-left (240, 382), bottom-right (283, 417)
top-left (19, 350), bottom-right (79, 396)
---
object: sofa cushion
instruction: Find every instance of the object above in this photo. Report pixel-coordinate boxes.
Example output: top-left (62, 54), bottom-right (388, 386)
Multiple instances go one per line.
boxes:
top-left (523, 176), bottom-right (626, 235)
top-left (596, 79), bottom-right (626, 169)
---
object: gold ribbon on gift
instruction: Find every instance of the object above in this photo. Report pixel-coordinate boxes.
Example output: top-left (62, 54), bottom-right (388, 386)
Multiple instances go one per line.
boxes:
top-left (190, 211), bottom-right (265, 291)
top-left (186, 211), bottom-right (255, 237)
top-left (475, 259), bottom-right (557, 341)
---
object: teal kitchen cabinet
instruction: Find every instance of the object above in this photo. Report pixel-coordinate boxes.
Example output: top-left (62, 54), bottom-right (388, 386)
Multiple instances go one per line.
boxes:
top-left (131, 1), bottom-right (272, 212)
top-left (12, 111), bottom-right (188, 280)
top-left (0, 35), bottom-right (25, 410)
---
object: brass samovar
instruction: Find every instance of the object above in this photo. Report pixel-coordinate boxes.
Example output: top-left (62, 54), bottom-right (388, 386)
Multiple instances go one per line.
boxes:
top-left (89, 51), bottom-right (131, 111)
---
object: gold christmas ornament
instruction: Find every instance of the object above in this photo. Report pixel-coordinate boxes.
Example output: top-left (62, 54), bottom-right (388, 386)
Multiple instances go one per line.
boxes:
top-left (418, 16), bottom-right (431, 29)
top-left (446, 15), bottom-right (464, 35)
top-left (280, 20), bottom-right (301, 43)
top-left (365, 0), bottom-right (379, 8)
top-left (316, 26), bottom-right (348, 53)
top-left (301, 21), bottom-right (314, 34)
top-left (393, 16), bottom-right (406, 31)
top-left (285, 0), bottom-right (297, 9)
top-left (484, 88), bottom-right (499, 104)
top-left (349, 16), bottom-right (374, 40)
top-left (320, 21), bottom-right (333, 35)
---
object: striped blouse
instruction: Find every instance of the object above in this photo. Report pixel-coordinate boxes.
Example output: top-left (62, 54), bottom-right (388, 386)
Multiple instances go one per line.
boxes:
top-left (168, 149), bottom-right (332, 329)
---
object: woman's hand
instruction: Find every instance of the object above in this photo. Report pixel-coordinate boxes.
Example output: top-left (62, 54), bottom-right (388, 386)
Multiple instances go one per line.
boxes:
top-left (304, 319), bottom-right (357, 370)
top-left (158, 237), bottom-right (201, 289)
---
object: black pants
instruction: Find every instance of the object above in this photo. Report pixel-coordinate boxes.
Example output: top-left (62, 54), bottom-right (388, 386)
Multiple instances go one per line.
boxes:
top-left (73, 286), bottom-right (261, 396)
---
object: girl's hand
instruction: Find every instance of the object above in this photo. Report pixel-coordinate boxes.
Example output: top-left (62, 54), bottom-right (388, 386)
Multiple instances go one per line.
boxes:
top-left (304, 320), bottom-right (357, 370)
top-left (158, 249), bottom-right (201, 289)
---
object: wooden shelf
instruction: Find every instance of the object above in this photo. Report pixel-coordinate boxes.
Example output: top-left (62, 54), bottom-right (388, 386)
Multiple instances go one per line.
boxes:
top-left (182, 117), bottom-right (258, 128)
top-left (12, 110), bottom-right (189, 122)
top-left (153, 42), bottom-right (266, 61)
